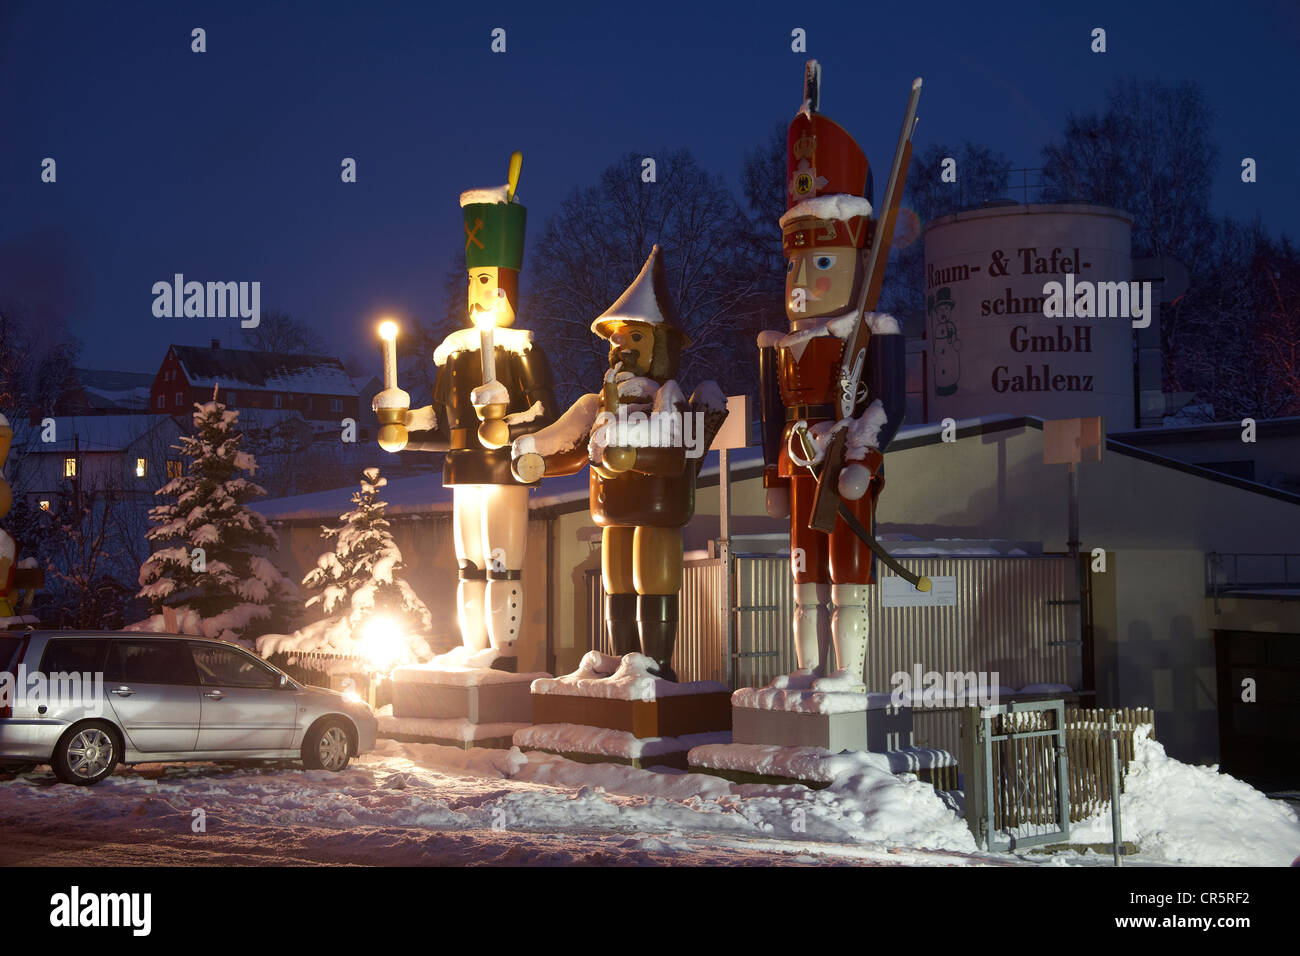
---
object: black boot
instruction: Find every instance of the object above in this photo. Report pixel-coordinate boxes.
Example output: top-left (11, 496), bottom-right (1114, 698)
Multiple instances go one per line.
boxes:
top-left (637, 593), bottom-right (679, 682)
top-left (604, 593), bottom-right (639, 657)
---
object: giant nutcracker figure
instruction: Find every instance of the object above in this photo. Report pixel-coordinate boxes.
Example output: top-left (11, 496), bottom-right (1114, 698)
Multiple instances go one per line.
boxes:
top-left (510, 247), bottom-right (727, 681)
top-left (757, 62), bottom-right (927, 693)
top-left (373, 153), bottom-right (558, 670)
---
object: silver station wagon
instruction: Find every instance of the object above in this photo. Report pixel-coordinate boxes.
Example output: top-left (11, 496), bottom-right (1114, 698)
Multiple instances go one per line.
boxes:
top-left (0, 630), bottom-right (377, 786)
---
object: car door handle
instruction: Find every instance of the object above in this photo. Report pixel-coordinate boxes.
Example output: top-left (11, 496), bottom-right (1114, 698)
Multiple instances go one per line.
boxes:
top-left (204, 691), bottom-right (225, 700)
top-left (110, 687), bottom-right (134, 698)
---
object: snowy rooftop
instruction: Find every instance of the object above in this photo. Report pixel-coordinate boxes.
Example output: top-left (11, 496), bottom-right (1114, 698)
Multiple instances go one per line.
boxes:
top-left (8, 414), bottom-right (180, 453)
top-left (170, 345), bottom-right (358, 396)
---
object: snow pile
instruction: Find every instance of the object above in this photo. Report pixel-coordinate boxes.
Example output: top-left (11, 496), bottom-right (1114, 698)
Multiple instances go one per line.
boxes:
top-left (691, 380), bottom-right (727, 412)
top-left (733, 685), bottom-right (896, 715)
top-left (392, 652), bottom-right (548, 686)
top-left (516, 723), bottom-right (728, 759)
top-left (1068, 730), bottom-right (1300, 866)
top-left (1162, 403), bottom-right (1216, 427)
top-left (531, 651), bottom-right (728, 700)
top-left (689, 743), bottom-right (953, 782)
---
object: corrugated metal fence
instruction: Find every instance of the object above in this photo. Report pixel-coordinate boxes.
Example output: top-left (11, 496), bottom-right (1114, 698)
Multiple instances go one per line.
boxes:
top-left (585, 553), bottom-right (1081, 715)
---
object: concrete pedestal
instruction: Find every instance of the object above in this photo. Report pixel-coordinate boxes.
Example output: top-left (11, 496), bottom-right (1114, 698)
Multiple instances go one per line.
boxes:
top-left (383, 664), bottom-right (549, 748)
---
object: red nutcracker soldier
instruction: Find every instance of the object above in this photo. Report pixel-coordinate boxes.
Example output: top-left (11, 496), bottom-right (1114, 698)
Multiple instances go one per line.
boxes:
top-left (757, 62), bottom-right (926, 693)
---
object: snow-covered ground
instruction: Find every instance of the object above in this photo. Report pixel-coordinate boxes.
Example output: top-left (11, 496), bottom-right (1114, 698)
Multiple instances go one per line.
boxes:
top-left (0, 731), bottom-right (1294, 866)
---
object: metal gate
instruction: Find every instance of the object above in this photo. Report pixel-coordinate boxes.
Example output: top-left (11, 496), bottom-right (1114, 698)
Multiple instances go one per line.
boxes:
top-left (960, 700), bottom-right (1071, 851)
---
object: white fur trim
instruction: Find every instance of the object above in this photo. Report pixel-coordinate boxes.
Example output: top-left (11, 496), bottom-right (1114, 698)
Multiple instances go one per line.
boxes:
top-left (779, 195), bottom-right (873, 230)
top-left (433, 327), bottom-right (534, 366)
top-left (770, 311), bottom-right (900, 351)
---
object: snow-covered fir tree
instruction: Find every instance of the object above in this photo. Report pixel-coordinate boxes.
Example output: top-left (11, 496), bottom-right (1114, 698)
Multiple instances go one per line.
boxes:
top-left (137, 395), bottom-right (294, 643)
top-left (295, 467), bottom-right (434, 661)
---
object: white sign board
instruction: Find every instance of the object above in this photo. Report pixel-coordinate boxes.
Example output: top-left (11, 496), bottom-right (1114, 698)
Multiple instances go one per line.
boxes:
top-left (881, 575), bottom-right (957, 608)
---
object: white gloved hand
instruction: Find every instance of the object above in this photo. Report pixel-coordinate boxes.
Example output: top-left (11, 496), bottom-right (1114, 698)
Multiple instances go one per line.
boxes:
top-left (837, 463), bottom-right (873, 501)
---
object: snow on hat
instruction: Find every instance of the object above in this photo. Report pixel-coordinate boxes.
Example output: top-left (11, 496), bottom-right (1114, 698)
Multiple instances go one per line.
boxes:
top-left (461, 175), bottom-right (526, 272)
top-left (590, 245), bottom-right (690, 346)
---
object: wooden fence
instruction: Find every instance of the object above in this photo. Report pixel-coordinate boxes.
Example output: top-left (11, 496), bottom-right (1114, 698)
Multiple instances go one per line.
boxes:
top-left (967, 702), bottom-right (1159, 842)
top-left (1064, 707), bottom-right (1155, 822)
top-left (263, 651), bottom-right (392, 709)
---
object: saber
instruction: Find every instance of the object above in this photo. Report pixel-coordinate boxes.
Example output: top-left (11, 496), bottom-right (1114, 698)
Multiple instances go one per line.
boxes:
top-left (792, 423), bottom-right (931, 592)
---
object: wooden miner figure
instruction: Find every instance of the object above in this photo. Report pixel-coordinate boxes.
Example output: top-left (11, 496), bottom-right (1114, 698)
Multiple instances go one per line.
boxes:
top-left (756, 62), bottom-right (915, 693)
top-left (372, 153), bottom-right (558, 669)
top-left (509, 247), bottom-right (727, 681)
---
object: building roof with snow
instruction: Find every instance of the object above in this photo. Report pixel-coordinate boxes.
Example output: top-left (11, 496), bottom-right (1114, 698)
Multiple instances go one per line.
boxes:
top-left (56, 368), bottom-right (156, 414)
top-left (167, 345), bottom-right (357, 396)
top-left (8, 413), bottom-right (183, 454)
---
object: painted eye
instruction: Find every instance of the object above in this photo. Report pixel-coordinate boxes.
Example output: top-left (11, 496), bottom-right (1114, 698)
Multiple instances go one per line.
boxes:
top-left (478, 275), bottom-right (490, 284)
top-left (632, 333), bottom-right (642, 342)
top-left (814, 255), bottom-right (837, 270)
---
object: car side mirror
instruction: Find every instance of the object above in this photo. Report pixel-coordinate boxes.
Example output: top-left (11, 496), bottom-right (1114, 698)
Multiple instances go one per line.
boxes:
top-left (279, 674), bottom-right (289, 688)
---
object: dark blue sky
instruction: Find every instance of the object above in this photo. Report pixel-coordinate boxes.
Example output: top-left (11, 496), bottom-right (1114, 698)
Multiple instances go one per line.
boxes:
top-left (3, 0), bottom-right (1297, 374)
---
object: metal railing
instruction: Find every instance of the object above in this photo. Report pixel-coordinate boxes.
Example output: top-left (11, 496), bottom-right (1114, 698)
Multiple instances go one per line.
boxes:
top-left (1207, 552), bottom-right (1300, 611)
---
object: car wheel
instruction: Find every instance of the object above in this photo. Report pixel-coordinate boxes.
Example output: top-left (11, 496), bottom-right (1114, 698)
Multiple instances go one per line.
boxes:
top-left (302, 719), bottom-right (352, 772)
top-left (52, 722), bottom-right (120, 786)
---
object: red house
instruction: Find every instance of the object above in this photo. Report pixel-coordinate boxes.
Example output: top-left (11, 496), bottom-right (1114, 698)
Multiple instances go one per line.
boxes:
top-left (150, 341), bottom-right (362, 422)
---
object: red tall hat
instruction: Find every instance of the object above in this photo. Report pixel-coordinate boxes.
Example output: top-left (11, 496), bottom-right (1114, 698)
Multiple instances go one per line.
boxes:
top-left (782, 64), bottom-right (875, 251)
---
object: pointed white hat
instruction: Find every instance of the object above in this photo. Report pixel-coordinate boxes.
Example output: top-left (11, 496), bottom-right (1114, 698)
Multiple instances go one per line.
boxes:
top-left (590, 245), bottom-right (690, 346)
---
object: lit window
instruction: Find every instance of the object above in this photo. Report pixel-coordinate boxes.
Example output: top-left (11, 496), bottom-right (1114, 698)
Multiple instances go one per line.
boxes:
top-left (166, 460), bottom-right (183, 479)
top-left (39, 499), bottom-right (51, 512)
top-left (136, 457), bottom-right (148, 478)
top-left (272, 394), bottom-right (282, 409)
top-left (63, 458), bottom-right (77, 478)
top-left (157, 395), bottom-right (165, 409)
top-left (330, 398), bottom-right (343, 413)
top-left (175, 391), bottom-right (183, 406)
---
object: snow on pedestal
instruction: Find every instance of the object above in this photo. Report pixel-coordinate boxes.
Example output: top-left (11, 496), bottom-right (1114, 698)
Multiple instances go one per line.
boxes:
top-left (529, 652), bottom-right (732, 744)
top-left (515, 723), bottom-right (730, 770)
top-left (378, 706), bottom-right (528, 750)
top-left (688, 742), bottom-right (956, 787)
top-left (531, 650), bottom-right (727, 701)
top-left (385, 644), bottom-right (552, 741)
top-left (729, 675), bottom-right (913, 754)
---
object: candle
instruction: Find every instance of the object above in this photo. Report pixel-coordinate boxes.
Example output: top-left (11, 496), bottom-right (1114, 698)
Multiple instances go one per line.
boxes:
top-left (379, 320), bottom-right (399, 389)
top-left (479, 327), bottom-right (496, 382)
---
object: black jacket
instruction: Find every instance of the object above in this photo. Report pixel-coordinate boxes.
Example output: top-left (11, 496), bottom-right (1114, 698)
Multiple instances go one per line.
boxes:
top-left (406, 338), bottom-right (558, 485)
